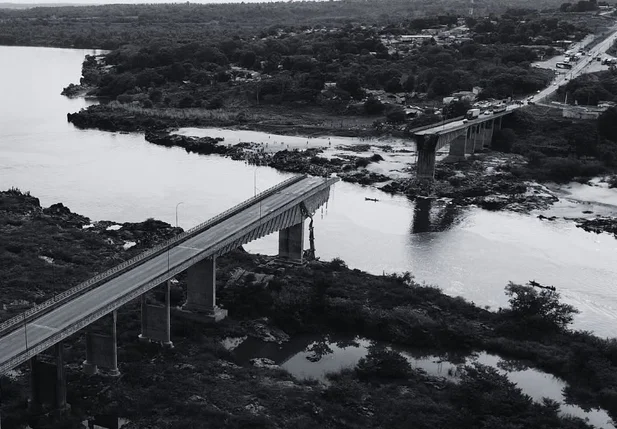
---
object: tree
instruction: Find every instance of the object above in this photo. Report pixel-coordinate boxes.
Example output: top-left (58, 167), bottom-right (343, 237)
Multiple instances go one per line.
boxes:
top-left (504, 282), bottom-right (579, 331)
top-left (598, 107), bottom-right (617, 142)
top-left (443, 99), bottom-right (471, 118)
top-left (336, 74), bottom-right (364, 100)
top-left (364, 96), bottom-right (385, 115)
top-left (492, 128), bottom-right (516, 152)
top-left (386, 106), bottom-right (407, 124)
top-left (239, 50), bottom-right (256, 69)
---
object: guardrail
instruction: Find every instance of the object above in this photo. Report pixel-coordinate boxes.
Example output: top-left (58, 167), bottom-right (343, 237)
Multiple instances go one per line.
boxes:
top-left (0, 174), bottom-right (307, 337)
top-left (408, 116), bottom-right (465, 134)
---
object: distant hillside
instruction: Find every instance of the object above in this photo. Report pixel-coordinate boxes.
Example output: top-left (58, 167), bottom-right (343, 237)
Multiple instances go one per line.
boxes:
top-left (0, 2), bottom-right (86, 8)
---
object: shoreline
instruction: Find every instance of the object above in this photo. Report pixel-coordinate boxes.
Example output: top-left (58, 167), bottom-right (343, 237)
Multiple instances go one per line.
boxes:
top-left (0, 189), bottom-right (616, 428)
top-left (67, 104), bottom-right (617, 227)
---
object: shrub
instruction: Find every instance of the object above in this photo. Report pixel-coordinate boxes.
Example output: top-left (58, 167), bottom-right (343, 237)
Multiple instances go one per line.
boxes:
top-left (504, 282), bottom-right (579, 331)
top-left (356, 347), bottom-right (412, 380)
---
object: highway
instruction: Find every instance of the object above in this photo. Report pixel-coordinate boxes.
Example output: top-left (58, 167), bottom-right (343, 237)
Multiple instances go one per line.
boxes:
top-left (0, 175), bottom-right (335, 374)
top-left (414, 25), bottom-right (617, 137)
top-left (531, 25), bottom-right (617, 104)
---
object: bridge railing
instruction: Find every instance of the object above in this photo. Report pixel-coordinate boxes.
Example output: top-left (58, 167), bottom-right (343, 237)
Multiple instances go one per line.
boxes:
top-left (0, 174), bottom-right (307, 337)
top-left (408, 116), bottom-right (464, 134)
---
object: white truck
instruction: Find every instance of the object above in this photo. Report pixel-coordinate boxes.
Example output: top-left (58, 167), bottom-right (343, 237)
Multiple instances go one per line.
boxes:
top-left (465, 108), bottom-right (481, 120)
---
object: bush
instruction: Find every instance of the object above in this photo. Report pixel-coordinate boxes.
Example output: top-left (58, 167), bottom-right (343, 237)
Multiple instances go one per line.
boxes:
top-left (503, 282), bottom-right (579, 331)
top-left (364, 97), bottom-right (385, 115)
top-left (356, 347), bottom-right (412, 380)
top-left (492, 128), bottom-right (516, 153)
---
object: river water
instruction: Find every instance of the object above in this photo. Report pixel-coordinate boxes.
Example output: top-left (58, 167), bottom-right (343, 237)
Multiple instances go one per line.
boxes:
top-left (224, 334), bottom-right (615, 428)
top-left (1, 46), bottom-right (617, 337)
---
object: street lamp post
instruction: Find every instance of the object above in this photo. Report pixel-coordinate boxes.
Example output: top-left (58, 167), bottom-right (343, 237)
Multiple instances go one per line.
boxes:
top-left (175, 202), bottom-right (184, 229)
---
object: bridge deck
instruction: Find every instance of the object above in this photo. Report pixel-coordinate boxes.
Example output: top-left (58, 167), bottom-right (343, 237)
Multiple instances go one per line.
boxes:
top-left (413, 109), bottom-right (512, 136)
top-left (0, 175), bottom-right (336, 374)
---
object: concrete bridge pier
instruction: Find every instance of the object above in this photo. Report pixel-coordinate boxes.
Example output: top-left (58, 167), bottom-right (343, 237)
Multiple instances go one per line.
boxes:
top-left (415, 134), bottom-right (439, 179)
top-left (138, 281), bottom-right (173, 347)
top-left (278, 221), bottom-right (304, 262)
top-left (30, 341), bottom-right (68, 413)
top-left (183, 257), bottom-right (227, 322)
top-left (82, 311), bottom-right (119, 376)
top-left (474, 123), bottom-right (485, 151)
top-left (464, 127), bottom-right (475, 155)
top-left (448, 133), bottom-right (468, 160)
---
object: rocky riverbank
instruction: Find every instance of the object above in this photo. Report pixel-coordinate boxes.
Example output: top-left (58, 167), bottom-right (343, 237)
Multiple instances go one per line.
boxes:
top-left (135, 128), bottom-right (560, 213)
top-left (1, 189), bottom-right (616, 429)
top-left (574, 216), bottom-right (617, 238)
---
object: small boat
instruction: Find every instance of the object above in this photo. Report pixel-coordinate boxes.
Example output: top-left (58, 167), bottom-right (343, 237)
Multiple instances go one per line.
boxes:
top-left (365, 197), bottom-right (379, 202)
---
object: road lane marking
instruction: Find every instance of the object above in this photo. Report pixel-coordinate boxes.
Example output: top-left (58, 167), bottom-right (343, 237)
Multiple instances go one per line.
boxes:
top-left (178, 245), bottom-right (205, 252)
top-left (30, 323), bottom-right (59, 332)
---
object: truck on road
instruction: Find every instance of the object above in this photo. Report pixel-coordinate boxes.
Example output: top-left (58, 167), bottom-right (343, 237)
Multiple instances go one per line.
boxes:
top-left (465, 108), bottom-right (481, 119)
top-left (492, 103), bottom-right (507, 113)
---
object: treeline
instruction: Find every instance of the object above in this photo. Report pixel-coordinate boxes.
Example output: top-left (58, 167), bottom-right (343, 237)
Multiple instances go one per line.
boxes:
top-left (83, 16), bottom-right (561, 111)
top-left (560, 69), bottom-right (617, 105)
top-left (494, 107), bottom-right (617, 182)
top-left (559, 0), bottom-right (601, 12)
top-left (0, 0), bottom-right (581, 50)
top-left (470, 10), bottom-right (588, 44)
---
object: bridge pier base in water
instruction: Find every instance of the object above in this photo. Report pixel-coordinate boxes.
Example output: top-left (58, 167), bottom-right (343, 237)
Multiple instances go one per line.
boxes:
top-left (30, 341), bottom-right (68, 413)
top-left (278, 222), bottom-right (304, 262)
top-left (183, 257), bottom-right (227, 322)
top-left (83, 311), bottom-right (120, 376)
top-left (138, 281), bottom-right (173, 347)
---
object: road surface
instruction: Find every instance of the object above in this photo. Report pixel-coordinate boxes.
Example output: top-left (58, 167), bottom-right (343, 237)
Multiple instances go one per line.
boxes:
top-left (415, 25), bottom-right (617, 137)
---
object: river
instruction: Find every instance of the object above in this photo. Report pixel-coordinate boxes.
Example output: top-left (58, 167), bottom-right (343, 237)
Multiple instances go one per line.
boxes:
top-left (1, 46), bottom-right (617, 337)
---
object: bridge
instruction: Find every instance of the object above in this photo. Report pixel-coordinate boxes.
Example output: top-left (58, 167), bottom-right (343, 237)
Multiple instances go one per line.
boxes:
top-left (410, 109), bottom-right (514, 179)
top-left (0, 174), bottom-right (338, 419)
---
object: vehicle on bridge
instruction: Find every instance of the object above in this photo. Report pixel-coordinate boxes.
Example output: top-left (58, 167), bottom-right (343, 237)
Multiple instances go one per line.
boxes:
top-left (492, 103), bottom-right (507, 113)
top-left (466, 108), bottom-right (480, 119)
top-left (556, 62), bottom-right (573, 69)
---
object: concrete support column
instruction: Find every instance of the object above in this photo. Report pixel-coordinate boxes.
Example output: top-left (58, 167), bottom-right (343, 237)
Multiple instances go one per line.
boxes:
top-left (475, 123), bottom-right (486, 151)
top-left (83, 329), bottom-right (98, 375)
top-left (54, 342), bottom-right (67, 410)
top-left (82, 312), bottom-right (119, 376)
top-left (139, 281), bottom-right (173, 347)
top-left (278, 222), bottom-right (304, 262)
top-left (30, 341), bottom-right (68, 412)
top-left (110, 311), bottom-right (119, 376)
top-left (486, 120), bottom-right (495, 147)
top-left (448, 134), bottom-right (467, 160)
top-left (183, 257), bottom-right (227, 322)
top-left (138, 294), bottom-right (148, 343)
top-left (465, 128), bottom-right (474, 155)
top-left (415, 134), bottom-right (438, 179)
top-left (163, 281), bottom-right (172, 347)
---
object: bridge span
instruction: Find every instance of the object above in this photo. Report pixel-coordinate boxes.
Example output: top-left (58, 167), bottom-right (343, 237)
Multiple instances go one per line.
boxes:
top-left (410, 109), bottom-right (514, 179)
top-left (0, 174), bottom-right (338, 417)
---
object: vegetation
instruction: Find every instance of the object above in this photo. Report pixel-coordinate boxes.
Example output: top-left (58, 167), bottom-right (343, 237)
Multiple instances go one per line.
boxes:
top-left (503, 282), bottom-right (579, 331)
top-left (560, 69), bottom-right (617, 106)
top-left (0, 0), bottom-right (580, 49)
top-left (1, 190), bottom-right (615, 429)
top-left (494, 106), bottom-right (617, 182)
